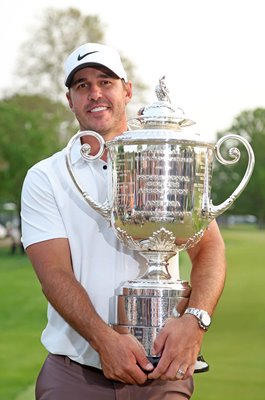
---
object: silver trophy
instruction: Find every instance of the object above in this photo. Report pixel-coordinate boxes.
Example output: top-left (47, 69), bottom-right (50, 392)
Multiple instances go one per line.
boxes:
top-left (66, 77), bottom-right (255, 372)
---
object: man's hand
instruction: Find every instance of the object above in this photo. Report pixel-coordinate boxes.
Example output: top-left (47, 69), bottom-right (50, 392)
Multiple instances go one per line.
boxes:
top-left (147, 315), bottom-right (204, 381)
top-left (97, 330), bottom-right (154, 384)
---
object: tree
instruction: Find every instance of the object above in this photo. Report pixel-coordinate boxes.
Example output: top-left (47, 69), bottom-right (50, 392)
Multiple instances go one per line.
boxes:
top-left (14, 7), bottom-right (147, 109)
top-left (211, 108), bottom-right (265, 228)
top-left (16, 8), bottom-right (104, 101)
top-left (0, 7), bottom-right (149, 224)
top-left (0, 94), bottom-right (68, 212)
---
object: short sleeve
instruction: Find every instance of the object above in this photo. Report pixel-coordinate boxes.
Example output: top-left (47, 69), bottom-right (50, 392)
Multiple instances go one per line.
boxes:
top-left (21, 166), bottom-right (67, 249)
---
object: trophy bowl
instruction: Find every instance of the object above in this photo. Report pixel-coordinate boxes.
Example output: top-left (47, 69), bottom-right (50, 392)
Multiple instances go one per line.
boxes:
top-left (66, 77), bottom-right (255, 372)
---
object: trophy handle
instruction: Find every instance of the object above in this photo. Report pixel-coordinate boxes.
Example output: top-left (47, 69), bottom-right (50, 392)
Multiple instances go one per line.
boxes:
top-left (65, 131), bottom-right (111, 221)
top-left (208, 134), bottom-right (255, 219)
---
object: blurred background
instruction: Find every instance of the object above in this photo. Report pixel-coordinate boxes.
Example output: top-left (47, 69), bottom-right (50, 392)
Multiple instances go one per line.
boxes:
top-left (0, 1), bottom-right (264, 399)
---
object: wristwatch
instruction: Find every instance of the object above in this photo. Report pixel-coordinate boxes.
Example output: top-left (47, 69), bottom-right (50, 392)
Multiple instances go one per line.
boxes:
top-left (184, 308), bottom-right (211, 331)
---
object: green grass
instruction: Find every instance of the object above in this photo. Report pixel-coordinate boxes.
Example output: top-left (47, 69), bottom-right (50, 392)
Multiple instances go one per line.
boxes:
top-left (192, 227), bottom-right (265, 399)
top-left (0, 247), bottom-right (47, 400)
top-left (1, 226), bottom-right (265, 399)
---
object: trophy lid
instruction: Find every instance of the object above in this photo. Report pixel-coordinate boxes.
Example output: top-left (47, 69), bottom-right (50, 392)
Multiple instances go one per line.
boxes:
top-left (129, 76), bottom-right (195, 130)
top-left (107, 76), bottom-right (214, 147)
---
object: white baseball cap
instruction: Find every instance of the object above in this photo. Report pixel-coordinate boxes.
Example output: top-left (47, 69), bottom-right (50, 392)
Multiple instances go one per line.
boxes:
top-left (64, 43), bottom-right (128, 87)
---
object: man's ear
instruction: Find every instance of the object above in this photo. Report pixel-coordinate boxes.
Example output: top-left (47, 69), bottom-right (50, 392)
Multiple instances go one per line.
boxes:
top-left (66, 91), bottom-right (73, 109)
top-left (125, 81), bottom-right (133, 105)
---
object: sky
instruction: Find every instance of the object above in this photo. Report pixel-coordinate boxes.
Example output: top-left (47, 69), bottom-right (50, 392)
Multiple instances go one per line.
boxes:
top-left (1, 0), bottom-right (265, 140)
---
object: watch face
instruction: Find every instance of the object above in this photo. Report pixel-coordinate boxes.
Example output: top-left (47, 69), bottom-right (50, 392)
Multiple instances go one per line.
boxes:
top-left (201, 313), bottom-right (211, 327)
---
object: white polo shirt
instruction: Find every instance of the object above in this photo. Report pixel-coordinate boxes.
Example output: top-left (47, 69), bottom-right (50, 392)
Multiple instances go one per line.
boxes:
top-left (21, 138), bottom-right (179, 368)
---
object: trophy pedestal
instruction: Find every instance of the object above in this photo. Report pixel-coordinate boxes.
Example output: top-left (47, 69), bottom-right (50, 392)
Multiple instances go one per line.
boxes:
top-left (112, 279), bottom-right (209, 373)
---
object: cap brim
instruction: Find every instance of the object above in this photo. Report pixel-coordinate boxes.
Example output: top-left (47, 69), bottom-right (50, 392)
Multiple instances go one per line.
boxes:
top-left (65, 62), bottom-right (121, 88)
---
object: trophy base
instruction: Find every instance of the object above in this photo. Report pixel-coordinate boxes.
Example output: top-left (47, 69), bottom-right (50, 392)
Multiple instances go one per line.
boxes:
top-left (113, 325), bottom-right (209, 374)
top-left (147, 355), bottom-right (160, 368)
top-left (138, 354), bottom-right (210, 374)
top-left (147, 354), bottom-right (210, 374)
top-left (194, 354), bottom-right (210, 373)
top-left (145, 355), bottom-right (209, 374)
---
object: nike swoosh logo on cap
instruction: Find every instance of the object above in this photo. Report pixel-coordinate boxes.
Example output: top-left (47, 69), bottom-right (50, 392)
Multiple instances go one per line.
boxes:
top-left (77, 51), bottom-right (99, 61)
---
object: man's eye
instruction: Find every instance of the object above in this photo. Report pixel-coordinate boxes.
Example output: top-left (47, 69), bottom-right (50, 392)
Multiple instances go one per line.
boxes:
top-left (77, 82), bottom-right (88, 89)
top-left (101, 80), bottom-right (111, 86)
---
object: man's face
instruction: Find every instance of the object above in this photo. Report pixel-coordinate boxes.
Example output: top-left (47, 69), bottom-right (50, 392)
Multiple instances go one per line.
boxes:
top-left (66, 67), bottom-right (132, 141)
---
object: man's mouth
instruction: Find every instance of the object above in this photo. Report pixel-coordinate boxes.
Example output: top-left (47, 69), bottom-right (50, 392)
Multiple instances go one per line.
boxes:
top-left (89, 106), bottom-right (108, 113)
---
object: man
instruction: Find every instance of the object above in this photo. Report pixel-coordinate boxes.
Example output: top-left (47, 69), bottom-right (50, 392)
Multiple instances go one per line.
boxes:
top-left (21, 43), bottom-right (226, 399)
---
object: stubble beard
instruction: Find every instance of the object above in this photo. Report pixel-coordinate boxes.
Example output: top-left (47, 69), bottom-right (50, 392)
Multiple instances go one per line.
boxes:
top-left (79, 110), bottom-right (127, 140)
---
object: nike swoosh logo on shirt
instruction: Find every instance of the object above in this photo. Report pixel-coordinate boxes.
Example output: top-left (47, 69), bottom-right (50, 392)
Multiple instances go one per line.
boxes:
top-left (77, 51), bottom-right (99, 61)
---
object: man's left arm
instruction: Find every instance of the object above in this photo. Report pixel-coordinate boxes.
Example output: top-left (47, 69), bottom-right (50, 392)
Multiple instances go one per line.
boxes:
top-left (148, 220), bottom-right (226, 380)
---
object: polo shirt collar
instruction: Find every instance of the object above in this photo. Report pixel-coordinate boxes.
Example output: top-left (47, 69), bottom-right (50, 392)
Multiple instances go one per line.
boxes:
top-left (70, 136), bottom-right (82, 165)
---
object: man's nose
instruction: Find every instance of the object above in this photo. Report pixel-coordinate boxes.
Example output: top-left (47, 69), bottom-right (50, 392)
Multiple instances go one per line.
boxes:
top-left (88, 84), bottom-right (102, 101)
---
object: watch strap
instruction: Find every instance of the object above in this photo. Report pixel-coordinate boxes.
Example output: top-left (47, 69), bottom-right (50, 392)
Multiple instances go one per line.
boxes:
top-left (184, 307), bottom-right (211, 330)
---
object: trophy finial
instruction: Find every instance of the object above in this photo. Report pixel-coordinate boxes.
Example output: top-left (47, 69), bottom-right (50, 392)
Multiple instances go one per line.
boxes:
top-left (155, 76), bottom-right (171, 103)
top-left (132, 75), bottom-right (195, 129)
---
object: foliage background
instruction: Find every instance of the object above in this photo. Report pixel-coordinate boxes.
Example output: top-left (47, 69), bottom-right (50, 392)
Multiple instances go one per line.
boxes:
top-left (0, 7), bottom-right (148, 215)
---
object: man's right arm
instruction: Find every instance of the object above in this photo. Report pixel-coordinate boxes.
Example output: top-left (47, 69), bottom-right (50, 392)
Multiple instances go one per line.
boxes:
top-left (26, 237), bottom-right (153, 384)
